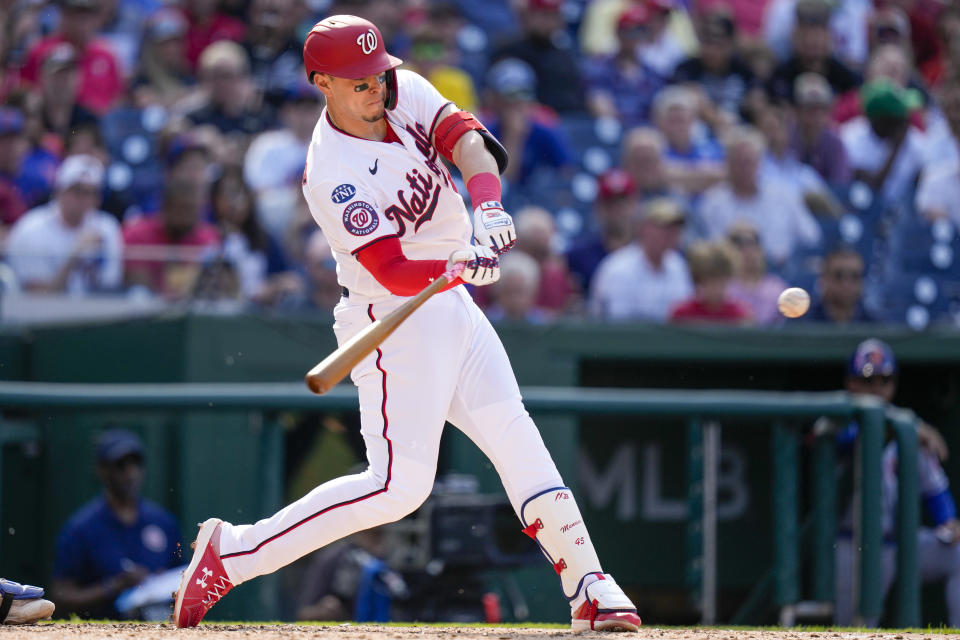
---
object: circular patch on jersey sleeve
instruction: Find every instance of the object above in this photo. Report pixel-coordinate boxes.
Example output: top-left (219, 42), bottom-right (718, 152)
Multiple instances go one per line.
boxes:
top-left (343, 201), bottom-right (380, 236)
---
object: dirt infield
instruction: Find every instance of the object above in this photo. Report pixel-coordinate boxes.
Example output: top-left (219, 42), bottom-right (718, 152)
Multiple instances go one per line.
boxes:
top-left (1, 625), bottom-right (950, 640)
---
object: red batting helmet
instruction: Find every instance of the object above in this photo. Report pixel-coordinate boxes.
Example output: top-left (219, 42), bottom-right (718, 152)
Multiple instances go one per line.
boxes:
top-left (303, 15), bottom-right (402, 81)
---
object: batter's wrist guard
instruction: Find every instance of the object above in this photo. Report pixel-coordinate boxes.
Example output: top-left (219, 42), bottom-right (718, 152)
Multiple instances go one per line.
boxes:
top-left (519, 486), bottom-right (603, 600)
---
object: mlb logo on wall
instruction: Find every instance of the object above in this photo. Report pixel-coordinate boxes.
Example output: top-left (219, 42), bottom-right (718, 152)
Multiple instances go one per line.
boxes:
top-left (331, 184), bottom-right (357, 204)
top-left (343, 201), bottom-right (379, 236)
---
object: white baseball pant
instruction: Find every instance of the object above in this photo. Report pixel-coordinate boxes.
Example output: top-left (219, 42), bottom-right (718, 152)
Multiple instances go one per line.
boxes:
top-left (216, 286), bottom-right (565, 584)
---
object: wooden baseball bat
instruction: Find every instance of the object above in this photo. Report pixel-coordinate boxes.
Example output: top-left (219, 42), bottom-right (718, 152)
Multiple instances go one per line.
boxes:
top-left (305, 275), bottom-right (451, 395)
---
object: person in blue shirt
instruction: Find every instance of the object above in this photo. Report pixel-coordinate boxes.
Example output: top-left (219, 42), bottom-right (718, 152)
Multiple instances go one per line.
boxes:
top-left (51, 429), bottom-right (181, 619)
top-left (828, 339), bottom-right (960, 626)
top-left (480, 58), bottom-right (573, 189)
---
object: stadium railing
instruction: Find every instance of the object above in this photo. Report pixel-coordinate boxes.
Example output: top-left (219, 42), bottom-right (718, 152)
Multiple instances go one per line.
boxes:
top-left (0, 382), bottom-right (919, 626)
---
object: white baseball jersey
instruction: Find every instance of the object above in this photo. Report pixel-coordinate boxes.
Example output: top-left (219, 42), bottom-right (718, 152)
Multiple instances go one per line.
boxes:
top-left (301, 69), bottom-right (473, 299)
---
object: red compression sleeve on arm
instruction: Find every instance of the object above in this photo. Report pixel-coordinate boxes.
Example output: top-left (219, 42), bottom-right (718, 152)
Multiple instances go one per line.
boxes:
top-left (356, 236), bottom-right (462, 295)
top-left (466, 172), bottom-right (502, 206)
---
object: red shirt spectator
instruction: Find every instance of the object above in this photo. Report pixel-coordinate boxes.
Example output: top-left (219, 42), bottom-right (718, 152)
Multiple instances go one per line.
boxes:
top-left (669, 298), bottom-right (752, 323)
top-left (668, 240), bottom-right (752, 325)
top-left (19, 0), bottom-right (124, 115)
top-left (179, 3), bottom-right (246, 71)
top-left (123, 180), bottom-right (220, 298)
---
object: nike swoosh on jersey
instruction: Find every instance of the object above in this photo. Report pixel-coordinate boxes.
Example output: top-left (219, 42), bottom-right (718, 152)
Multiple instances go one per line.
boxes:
top-left (369, 159), bottom-right (378, 175)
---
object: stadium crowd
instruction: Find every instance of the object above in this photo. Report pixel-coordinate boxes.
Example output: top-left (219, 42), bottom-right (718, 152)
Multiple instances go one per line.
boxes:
top-left (0, 0), bottom-right (958, 328)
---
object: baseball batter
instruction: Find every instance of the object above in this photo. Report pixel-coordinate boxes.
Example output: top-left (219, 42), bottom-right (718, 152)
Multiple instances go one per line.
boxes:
top-left (174, 15), bottom-right (641, 632)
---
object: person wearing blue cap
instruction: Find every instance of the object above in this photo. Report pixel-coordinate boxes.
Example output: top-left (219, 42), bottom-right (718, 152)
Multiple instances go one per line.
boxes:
top-left (827, 339), bottom-right (960, 626)
top-left (50, 429), bottom-right (180, 619)
top-left (0, 106), bottom-right (29, 230)
top-left (481, 57), bottom-right (574, 187)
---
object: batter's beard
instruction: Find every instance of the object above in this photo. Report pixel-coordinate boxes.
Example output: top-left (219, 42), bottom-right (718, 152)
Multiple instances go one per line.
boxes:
top-left (362, 109), bottom-right (385, 123)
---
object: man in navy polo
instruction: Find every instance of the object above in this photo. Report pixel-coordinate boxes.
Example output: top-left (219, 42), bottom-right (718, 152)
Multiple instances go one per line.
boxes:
top-left (51, 429), bottom-right (181, 619)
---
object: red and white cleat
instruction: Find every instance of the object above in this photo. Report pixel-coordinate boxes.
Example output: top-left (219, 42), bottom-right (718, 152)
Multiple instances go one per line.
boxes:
top-left (173, 518), bottom-right (233, 628)
top-left (571, 574), bottom-right (641, 632)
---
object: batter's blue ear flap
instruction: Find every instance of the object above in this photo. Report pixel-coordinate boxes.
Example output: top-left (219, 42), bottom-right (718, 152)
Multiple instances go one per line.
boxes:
top-left (384, 68), bottom-right (398, 110)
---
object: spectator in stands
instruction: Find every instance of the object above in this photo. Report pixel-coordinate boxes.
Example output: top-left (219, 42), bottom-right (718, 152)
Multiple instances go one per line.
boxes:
top-left (491, 0), bottom-right (585, 114)
top-left (579, 0), bottom-right (698, 62)
top-left (652, 85), bottom-right (726, 196)
top-left (6, 154), bottom-right (122, 294)
top-left (582, 5), bottom-right (666, 127)
top-left (673, 8), bottom-right (760, 129)
top-left (52, 429), bottom-right (181, 619)
top-left (916, 79), bottom-right (960, 225)
top-left (669, 240), bottom-right (752, 324)
top-left (921, 4), bottom-right (960, 88)
top-left (764, 0), bottom-right (872, 69)
top-left (0, 107), bottom-right (28, 234)
top-left (36, 43), bottom-right (98, 148)
top-left (833, 45), bottom-right (928, 129)
top-left (211, 167), bottom-right (298, 306)
top-left (243, 0), bottom-right (304, 112)
top-left (485, 250), bottom-right (552, 324)
top-left (2, 91), bottom-right (59, 212)
top-left (827, 338), bottom-right (960, 627)
top-left (132, 8), bottom-right (195, 109)
top-left (620, 127), bottom-right (687, 207)
top-left (20, 0), bottom-right (124, 115)
top-left (287, 229), bottom-right (339, 313)
top-left (803, 245), bottom-right (876, 323)
top-left (406, 28), bottom-right (478, 113)
top-left (0, 2), bottom-right (44, 103)
top-left (696, 126), bottom-right (821, 267)
top-left (636, 0), bottom-right (688, 79)
top-left (179, 0), bottom-right (246, 72)
top-left (766, 0), bottom-right (860, 104)
top-left (756, 101), bottom-right (843, 216)
top-left (95, 0), bottom-right (162, 77)
top-left (481, 58), bottom-right (573, 188)
top-left (590, 197), bottom-right (692, 322)
top-left (725, 221), bottom-right (788, 326)
top-left (696, 0), bottom-right (770, 38)
top-left (840, 79), bottom-right (928, 206)
top-left (512, 206), bottom-right (575, 312)
top-left (162, 133), bottom-right (215, 199)
top-left (184, 40), bottom-right (272, 141)
top-left (123, 178), bottom-right (220, 299)
top-left (565, 168), bottom-right (636, 296)
top-left (790, 72), bottom-right (852, 186)
top-left (866, 7), bottom-right (913, 57)
top-left (244, 82), bottom-right (323, 242)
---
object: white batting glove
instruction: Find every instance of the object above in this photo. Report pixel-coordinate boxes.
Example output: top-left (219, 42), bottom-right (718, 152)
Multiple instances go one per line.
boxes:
top-left (472, 201), bottom-right (516, 255)
top-left (446, 246), bottom-right (500, 286)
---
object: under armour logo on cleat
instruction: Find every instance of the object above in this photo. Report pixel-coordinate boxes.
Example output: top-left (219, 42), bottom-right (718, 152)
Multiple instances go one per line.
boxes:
top-left (197, 567), bottom-right (213, 589)
top-left (369, 159), bottom-right (378, 175)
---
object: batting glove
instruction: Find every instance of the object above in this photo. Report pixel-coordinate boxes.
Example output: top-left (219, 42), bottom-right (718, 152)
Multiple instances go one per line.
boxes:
top-left (472, 201), bottom-right (516, 255)
top-left (447, 246), bottom-right (500, 286)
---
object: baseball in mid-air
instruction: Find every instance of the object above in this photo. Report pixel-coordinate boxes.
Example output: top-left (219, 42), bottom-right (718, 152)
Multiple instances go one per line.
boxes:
top-left (778, 287), bottom-right (811, 318)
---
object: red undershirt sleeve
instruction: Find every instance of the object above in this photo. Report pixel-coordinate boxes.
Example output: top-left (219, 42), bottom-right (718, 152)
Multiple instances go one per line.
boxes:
top-left (355, 236), bottom-right (463, 296)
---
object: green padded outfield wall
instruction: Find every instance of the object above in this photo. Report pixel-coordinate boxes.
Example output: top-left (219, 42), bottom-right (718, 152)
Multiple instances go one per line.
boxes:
top-left (4, 315), bottom-right (960, 623)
